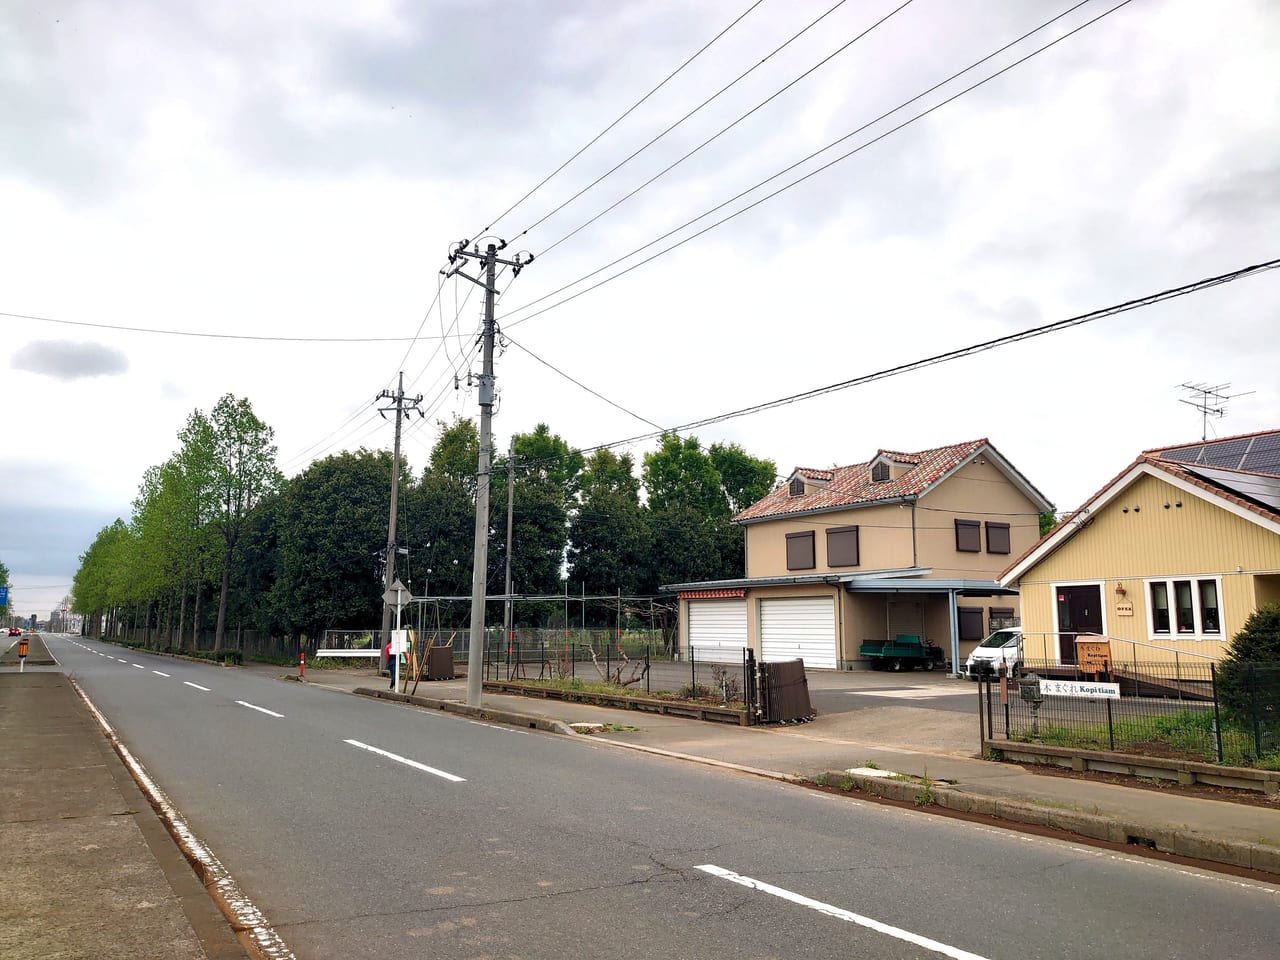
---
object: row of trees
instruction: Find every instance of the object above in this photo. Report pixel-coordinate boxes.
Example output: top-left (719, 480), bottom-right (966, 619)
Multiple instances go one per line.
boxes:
top-left (72, 395), bottom-right (777, 649)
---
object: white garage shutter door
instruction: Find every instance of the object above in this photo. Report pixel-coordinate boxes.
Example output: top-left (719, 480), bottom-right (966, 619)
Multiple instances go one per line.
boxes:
top-left (688, 599), bottom-right (747, 663)
top-left (760, 597), bottom-right (837, 670)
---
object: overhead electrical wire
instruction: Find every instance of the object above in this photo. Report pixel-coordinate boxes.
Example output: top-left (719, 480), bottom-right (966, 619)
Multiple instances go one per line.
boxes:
top-left (533, 0), bottom-right (916, 260)
top-left (497, 0), bottom-right (1111, 329)
top-left (510, 0), bottom-right (866, 243)
top-left (473, 0), bottom-right (769, 239)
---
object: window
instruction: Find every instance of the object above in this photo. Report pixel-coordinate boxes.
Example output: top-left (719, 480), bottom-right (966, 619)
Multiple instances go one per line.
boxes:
top-left (1146, 577), bottom-right (1222, 639)
top-left (990, 607), bottom-right (1017, 629)
top-left (985, 522), bottom-right (1011, 555)
top-left (955, 519), bottom-right (981, 553)
top-left (871, 461), bottom-right (890, 482)
top-left (958, 607), bottom-right (984, 641)
top-left (786, 531), bottom-right (815, 570)
top-left (789, 476), bottom-right (805, 497)
top-left (827, 525), bottom-right (859, 566)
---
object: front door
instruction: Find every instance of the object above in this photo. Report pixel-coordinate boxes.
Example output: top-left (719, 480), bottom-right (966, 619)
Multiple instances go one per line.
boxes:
top-left (1055, 585), bottom-right (1102, 664)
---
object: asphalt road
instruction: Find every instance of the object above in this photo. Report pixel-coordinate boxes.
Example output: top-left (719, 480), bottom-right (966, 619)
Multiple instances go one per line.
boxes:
top-left (45, 634), bottom-right (1280, 959)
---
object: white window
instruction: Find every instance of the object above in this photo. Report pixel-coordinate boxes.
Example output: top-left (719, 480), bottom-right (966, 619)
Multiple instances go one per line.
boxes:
top-left (1145, 577), bottom-right (1222, 640)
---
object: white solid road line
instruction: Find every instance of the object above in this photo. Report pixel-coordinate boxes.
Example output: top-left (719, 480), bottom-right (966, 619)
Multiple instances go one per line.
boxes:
top-left (183, 681), bottom-right (211, 692)
top-left (153, 670), bottom-right (171, 677)
top-left (344, 739), bottom-right (466, 782)
top-left (695, 865), bottom-right (991, 960)
top-left (236, 700), bottom-right (285, 718)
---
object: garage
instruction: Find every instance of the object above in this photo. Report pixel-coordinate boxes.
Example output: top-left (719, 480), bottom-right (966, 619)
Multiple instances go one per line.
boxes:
top-left (760, 597), bottom-right (837, 669)
top-left (687, 598), bottom-right (747, 663)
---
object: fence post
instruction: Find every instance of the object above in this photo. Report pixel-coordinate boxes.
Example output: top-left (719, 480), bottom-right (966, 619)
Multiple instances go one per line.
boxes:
top-left (1210, 662), bottom-right (1224, 763)
top-left (1106, 698), bottom-right (1115, 751)
top-left (645, 648), bottom-right (650, 695)
top-left (691, 644), bottom-right (696, 690)
top-left (571, 642), bottom-right (575, 679)
top-left (1251, 664), bottom-right (1262, 760)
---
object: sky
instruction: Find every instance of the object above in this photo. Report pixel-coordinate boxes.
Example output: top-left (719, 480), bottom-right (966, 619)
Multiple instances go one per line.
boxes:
top-left (3, 0), bottom-right (1278, 620)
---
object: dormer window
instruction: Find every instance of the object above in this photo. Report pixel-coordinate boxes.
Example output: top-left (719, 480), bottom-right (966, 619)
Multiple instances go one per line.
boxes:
top-left (789, 476), bottom-right (805, 497)
top-left (871, 461), bottom-right (890, 483)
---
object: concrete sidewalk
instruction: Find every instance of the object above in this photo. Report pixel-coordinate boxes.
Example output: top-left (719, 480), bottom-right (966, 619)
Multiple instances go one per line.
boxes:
top-left (0, 642), bottom-right (246, 959)
top-left (291, 661), bottom-right (1280, 876)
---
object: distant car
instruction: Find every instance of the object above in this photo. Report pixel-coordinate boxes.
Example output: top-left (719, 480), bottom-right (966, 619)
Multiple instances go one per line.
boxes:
top-left (962, 627), bottom-right (1023, 680)
top-left (7, 627), bottom-right (21, 636)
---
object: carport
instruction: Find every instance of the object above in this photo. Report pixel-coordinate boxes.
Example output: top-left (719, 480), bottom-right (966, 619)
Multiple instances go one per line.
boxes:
top-left (843, 577), bottom-right (1020, 676)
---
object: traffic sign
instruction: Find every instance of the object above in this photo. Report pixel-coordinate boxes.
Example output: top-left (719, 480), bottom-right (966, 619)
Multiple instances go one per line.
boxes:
top-left (382, 579), bottom-right (410, 606)
top-left (0, 586), bottom-right (8, 606)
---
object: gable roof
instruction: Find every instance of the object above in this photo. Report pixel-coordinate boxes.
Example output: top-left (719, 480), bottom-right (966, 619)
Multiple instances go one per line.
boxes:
top-left (735, 439), bottom-right (1052, 524)
top-left (1000, 432), bottom-right (1280, 585)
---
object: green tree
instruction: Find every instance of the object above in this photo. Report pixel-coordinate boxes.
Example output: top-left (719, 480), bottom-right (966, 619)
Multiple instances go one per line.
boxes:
top-left (72, 520), bottom-right (134, 637)
top-left (708, 442), bottom-right (777, 515)
top-left (1217, 602), bottom-right (1280, 731)
top-left (0, 557), bottom-right (10, 624)
top-left (1039, 511), bottom-right (1059, 537)
top-left (568, 450), bottom-right (650, 597)
top-left (207, 395), bottom-right (282, 650)
top-left (643, 433), bottom-right (729, 518)
top-left (272, 450), bottom-right (392, 639)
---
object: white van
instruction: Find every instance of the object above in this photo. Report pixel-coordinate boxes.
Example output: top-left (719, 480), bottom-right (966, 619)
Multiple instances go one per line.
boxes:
top-left (962, 627), bottom-right (1022, 680)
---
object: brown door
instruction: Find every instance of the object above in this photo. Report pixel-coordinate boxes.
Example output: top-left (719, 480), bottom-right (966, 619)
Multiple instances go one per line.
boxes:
top-left (1055, 585), bottom-right (1102, 664)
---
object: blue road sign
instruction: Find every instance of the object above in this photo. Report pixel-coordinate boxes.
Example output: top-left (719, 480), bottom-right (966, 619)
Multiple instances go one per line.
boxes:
top-left (0, 586), bottom-right (8, 605)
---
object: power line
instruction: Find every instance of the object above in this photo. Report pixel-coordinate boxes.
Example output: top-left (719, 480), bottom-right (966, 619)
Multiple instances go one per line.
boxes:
top-left (498, 0), bottom-right (1110, 329)
top-left (534, 0), bottom-right (916, 260)
top-left (474, 0), bottom-right (769, 238)
top-left (503, 334), bottom-right (665, 432)
top-left (0, 309), bottom-right (445, 343)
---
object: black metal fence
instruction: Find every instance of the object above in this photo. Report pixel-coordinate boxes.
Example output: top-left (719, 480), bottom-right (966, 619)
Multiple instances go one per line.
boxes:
top-left (981, 660), bottom-right (1280, 767)
top-left (482, 640), bottom-right (754, 701)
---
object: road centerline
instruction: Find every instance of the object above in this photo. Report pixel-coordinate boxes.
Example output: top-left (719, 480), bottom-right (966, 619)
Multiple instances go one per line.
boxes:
top-left (132, 663), bottom-right (146, 669)
top-left (696, 864), bottom-right (990, 960)
top-left (183, 681), bottom-right (211, 692)
top-left (152, 670), bottom-right (171, 677)
top-left (343, 739), bottom-right (466, 782)
top-left (236, 700), bottom-right (285, 718)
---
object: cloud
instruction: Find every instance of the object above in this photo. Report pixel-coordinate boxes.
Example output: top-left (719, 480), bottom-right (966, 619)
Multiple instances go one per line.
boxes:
top-left (11, 339), bottom-right (129, 380)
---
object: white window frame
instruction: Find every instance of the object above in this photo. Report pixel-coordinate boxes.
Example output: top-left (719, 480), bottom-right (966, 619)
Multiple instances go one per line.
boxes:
top-left (1143, 575), bottom-right (1223, 642)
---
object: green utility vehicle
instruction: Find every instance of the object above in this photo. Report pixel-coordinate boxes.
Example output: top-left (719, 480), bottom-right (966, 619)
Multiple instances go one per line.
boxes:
top-left (858, 635), bottom-right (946, 672)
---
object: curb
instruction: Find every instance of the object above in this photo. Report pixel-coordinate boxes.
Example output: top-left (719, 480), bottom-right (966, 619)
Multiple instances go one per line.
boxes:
top-left (817, 769), bottom-right (1280, 877)
top-left (353, 687), bottom-right (577, 735)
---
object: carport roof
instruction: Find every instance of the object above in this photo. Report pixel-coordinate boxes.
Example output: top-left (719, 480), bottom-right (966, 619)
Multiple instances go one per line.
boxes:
top-left (661, 569), bottom-right (1015, 596)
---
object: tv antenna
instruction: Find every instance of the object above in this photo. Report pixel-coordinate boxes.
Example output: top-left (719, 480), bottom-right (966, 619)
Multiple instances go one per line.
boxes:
top-left (1177, 382), bottom-right (1254, 441)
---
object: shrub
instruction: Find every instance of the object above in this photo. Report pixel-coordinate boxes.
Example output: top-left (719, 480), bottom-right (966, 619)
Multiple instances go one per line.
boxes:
top-left (1216, 602), bottom-right (1280, 723)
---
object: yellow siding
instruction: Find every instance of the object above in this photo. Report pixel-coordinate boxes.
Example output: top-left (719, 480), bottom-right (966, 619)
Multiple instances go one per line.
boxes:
top-left (1013, 470), bottom-right (1280, 662)
top-left (744, 503), bottom-right (914, 578)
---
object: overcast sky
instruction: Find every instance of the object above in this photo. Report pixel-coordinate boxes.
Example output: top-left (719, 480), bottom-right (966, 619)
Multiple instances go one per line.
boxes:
top-left (3, 0), bottom-right (1277, 619)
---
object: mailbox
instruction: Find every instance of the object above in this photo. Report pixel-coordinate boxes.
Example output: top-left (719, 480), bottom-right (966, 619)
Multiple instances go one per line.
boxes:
top-left (1019, 673), bottom-right (1042, 705)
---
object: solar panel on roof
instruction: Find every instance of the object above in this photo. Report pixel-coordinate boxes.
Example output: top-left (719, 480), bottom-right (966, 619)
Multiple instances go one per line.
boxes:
top-left (1242, 434), bottom-right (1280, 474)
top-left (1188, 465), bottom-right (1280, 513)
top-left (1160, 444), bottom-right (1204, 463)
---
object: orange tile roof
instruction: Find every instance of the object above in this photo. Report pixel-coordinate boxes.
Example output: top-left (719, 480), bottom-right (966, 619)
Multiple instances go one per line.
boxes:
top-left (734, 439), bottom-right (989, 522)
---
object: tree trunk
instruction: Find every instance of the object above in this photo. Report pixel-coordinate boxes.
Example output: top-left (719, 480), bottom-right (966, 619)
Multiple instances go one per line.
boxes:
top-left (214, 551), bottom-right (231, 652)
top-left (192, 577), bottom-right (202, 650)
top-left (177, 583), bottom-right (187, 651)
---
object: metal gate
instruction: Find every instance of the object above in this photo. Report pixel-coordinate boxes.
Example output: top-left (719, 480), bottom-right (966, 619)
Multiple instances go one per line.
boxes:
top-left (757, 657), bottom-right (815, 723)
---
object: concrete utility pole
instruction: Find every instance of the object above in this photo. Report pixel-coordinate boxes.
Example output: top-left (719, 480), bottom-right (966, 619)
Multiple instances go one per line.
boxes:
top-left (504, 436), bottom-right (516, 651)
top-left (442, 239), bottom-right (534, 706)
top-left (376, 372), bottom-right (424, 648)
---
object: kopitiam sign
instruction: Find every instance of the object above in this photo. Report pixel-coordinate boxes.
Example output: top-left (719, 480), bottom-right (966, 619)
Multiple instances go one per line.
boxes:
top-left (1040, 679), bottom-right (1121, 699)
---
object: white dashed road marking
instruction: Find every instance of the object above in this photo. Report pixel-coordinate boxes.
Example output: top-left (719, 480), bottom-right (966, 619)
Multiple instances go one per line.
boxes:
top-left (344, 739), bottom-right (465, 782)
top-left (153, 671), bottom-right (171, 677)
top-left (696, 864), bottom-right (990, 960)
top-left (184, 681), bottom-right (211, 692)
top-left (236, 701), bottom-right (284, 718)
top-left (133, 664), bottom-right (145, 669)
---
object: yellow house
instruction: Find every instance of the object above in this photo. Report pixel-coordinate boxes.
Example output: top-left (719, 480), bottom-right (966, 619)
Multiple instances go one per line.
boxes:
top-left (663, 439), bottom-right (1052, 671)
top-left (1000, 430), bottom-right (1280, 666)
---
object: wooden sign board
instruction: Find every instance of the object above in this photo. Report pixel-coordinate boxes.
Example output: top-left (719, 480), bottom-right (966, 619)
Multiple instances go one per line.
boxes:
top-left (1115, 600), bottom-right (1134, 617)
top-left (1076, 640), bottom-right (1112, 674)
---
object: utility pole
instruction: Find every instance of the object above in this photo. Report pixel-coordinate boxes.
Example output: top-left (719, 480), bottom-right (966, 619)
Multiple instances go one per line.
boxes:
top-left (504, 436), bottom-right (515, 651)
top-left (442, 238), bottom-right (534, 706)
top-left (376, 372), bottom-right (424, 650)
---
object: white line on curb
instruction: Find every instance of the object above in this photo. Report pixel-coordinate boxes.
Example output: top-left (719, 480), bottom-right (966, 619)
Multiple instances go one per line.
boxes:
top-left (236, 701), bottom-right (284, 718)
top-left (183, 681), bottom-right (211, 692)
top-left (69, 679), bottom-right (296, 960)
top-left (344, 739), bottom-right (465, 782)
top-left (695, 864), bottom-right (990, 960)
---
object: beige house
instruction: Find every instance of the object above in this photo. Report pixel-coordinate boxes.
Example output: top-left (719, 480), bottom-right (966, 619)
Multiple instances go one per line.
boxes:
top-left (663, 439), bottom-right (1052, 671)
top-left (1000, 430), bottom-right (1280, 666)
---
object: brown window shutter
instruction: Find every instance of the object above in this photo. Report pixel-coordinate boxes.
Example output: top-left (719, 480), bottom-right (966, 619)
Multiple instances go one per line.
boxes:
top-left (955, 519), bottom-right (981, 553)
top-left (826, 526), bottom-right (859, 566)
top-left (985, 522), bottom-right (1011, 555)
top-left (786, 531), bottom-right (816, 570)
